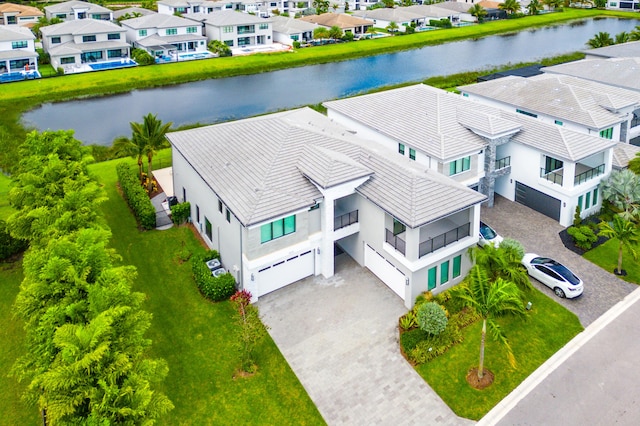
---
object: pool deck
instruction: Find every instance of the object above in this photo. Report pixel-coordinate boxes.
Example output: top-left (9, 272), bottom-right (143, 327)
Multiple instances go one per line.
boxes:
top-left (63, 60), bottom-right (137, 75)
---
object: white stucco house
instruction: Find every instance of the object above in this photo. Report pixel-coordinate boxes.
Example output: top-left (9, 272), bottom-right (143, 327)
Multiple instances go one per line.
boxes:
top-left (184, 11), bottom-right (272, 48)
top-left (157, 0), bottom-right (227, 15)
top-left (325, 84), bottom-right (617, 227)
top-left (40, 19), bottom-right (131, 73)
top-left (121, 14), bottom-right (207, 59)
top-left (44, 1), bottom-right (113, 22)
top-left (351, 8), bottom-right (425, 32)
top-left (270, 15), bottom-right (316, 46)
top-left (167, 107), bottom-right (487, 308)
top-left (0, 25), bottom-right (38, 80)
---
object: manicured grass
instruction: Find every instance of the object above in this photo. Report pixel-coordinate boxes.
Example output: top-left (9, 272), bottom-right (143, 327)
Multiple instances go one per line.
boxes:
top-left (415, 289), bottom-right (583, 420)
top-left (584, 238), bottom-right (640, 285)
top-left (0, 173), bottom-right (13, 220)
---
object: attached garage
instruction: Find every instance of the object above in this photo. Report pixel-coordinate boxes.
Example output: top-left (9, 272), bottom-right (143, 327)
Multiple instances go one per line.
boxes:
top-left (256, 250), bottom-right (315, 296)
top-left (515, 181), bottom-right (561, 221)
top-left (364, 244), bottom-right (405, 300)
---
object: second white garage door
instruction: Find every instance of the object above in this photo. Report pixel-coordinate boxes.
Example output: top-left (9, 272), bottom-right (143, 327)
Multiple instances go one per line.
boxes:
top-left (364, 244), bottom-right (405, 300)
top-left (257, 250), bottom-right (315, 297)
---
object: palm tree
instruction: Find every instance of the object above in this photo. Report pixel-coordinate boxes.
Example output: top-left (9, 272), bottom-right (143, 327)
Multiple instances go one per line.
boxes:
top-left (598, 215), bottom-right (640, 275)
top-left (542, 0), bottom-right (562, 11)
top-left (112, 136), bottom-right (146, 182)
top-left (451, 266), bottom-right (526, 380)
top-left (527, 0), bottom-right (542, 15)
top-left (130, 113), bottom-right (172, 193)
top-left (629, 25), bottom-right (640, 41)
top-left (469, 242), bottom-right (532, 292)
top-left (468, 4), bottom-right (487, 23)
top-left (615, 31), bottom-right (630, 44)
top-left (499, 0), bottom-right (521, 15)
top-left (386, 21), bottom-right (399, 34)
top-left (601, 169), bottom-right (640, 222)
top-left (587, 32), bottom-right (614, 48)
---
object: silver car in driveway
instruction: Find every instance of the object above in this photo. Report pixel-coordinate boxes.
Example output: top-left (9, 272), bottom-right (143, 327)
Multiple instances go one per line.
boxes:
top-left (521, 253), bottom-right (584, 298)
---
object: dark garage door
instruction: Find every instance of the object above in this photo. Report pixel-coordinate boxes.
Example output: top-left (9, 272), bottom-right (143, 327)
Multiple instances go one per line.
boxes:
top-left (515, 182), bottom-right (561, 221)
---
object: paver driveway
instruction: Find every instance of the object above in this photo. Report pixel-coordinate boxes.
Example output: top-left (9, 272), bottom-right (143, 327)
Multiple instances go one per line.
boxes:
top-left (257, 254), bottom-right (473, 426)
top-left (481, 195), bottom-right (636, 327)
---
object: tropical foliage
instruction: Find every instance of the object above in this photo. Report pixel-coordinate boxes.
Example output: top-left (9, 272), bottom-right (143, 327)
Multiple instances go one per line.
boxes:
top-left (468, 4), bottom-right (488, 22)
top-left (230, 290), bottom-right (269, 373)
top-left (598, 215), bottom-right (640, 274)
top-left (130, 113), bottom-right (172, 193)
top-left (469, 242), bottom-right (532, 292)
top-left (587, 31), bottom-right (614, 48)
top-left (416, 301), bottom-right (448, 336)
top-left (499, 0), bottom-right (522, 15)
top-left (601, 169), bottom-right (640, 221)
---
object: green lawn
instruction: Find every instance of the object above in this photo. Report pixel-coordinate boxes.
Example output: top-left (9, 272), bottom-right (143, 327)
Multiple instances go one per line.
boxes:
top-left (416, 289), bottom-right (583, 420)
top-left (0, 151), bottom-right (324, 425)
top-left (584, 238), bottom-right (640, 285)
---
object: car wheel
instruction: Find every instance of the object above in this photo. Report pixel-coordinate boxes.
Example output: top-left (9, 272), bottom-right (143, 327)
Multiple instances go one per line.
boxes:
top-left (554, 287), bottom-right (566, 298)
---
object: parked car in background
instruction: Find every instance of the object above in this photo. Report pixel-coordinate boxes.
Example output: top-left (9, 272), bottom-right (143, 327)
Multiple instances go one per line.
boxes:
top-left (521, 254), bottom-right (584, 298)
top-left (478, 221), bottom-right (503, 247)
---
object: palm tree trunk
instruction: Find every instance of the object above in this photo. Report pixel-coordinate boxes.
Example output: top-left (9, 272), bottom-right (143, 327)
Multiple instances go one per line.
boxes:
top-left (478, 319), bottom-right (486, 379)
top-left (137, 157), bottom-right (143, 183)
top-left (147, 155), bottom-right (154, 193)
top-left (617, 241), bottom-right (624, 274)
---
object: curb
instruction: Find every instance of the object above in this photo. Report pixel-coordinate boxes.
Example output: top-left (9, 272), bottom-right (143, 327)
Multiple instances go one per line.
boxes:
top-left (477, 286), bottom-right (640, 426)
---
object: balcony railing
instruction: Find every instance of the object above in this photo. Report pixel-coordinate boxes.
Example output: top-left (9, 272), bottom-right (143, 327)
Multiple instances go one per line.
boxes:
top-left (334, 210), bottom-right (358, 231)
top-left (237, 26), bottom-right (255, 34)
top-left (385, 229), bottom-right (406, 256)
top-left (574, 164), bottom-right (605, 186)
top-left (495, 156), bottom-right (511, 170)
top-left (419, 222), bottom-right (470, 258)
top-left (540, 167), bottom-right (563, 185)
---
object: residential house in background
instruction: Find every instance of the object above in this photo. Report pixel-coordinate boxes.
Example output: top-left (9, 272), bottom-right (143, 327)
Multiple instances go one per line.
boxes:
top-left (299, 13), bottom-right (372, 36)
top-left (121, 14), bottom-right (208, 60)
top-left (44, 1), bottom-right (113, 22)
top-left (184, 11), bottom-right (272, 49)
top-left (270, 15), bottom-right (316, 46)
top-left (605, 0), bottom-right (639, 11)
top-left (351, 8), bottom-right (424, 32)
top-left (0, 3), bottom-right (44, 28)
top-left (0, 25), bottom-right (39, 81)
top-left (157, 0), bottom-right (226, 15)
top-left (40, 20), bottom-right (131, 73)
top-left (167, 107), bottom-right (486, 308)
top-left (613, 142), bottom-right (640, 170)
top-left (112, 7), bottom-right (157, 21)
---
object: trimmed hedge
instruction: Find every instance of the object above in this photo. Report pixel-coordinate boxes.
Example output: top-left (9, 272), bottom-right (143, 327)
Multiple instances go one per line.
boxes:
top-left (0, 219), bottom-right (28, 260)
top-left (170, 202), bottom-right (190, 225)
top-left (192, 250), bottom-right (236, 302)
top-left (116, 163), bottom-right (156, 230)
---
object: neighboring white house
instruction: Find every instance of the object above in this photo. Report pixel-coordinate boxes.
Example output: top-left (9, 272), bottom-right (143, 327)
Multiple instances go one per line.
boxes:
top-left (40, 19), bottom-right (130, 72)
top-left (351, 8), bottom-right (425, 32)
top-left (121, 14), bottom-right (207, 58)
top-left (157, 0), bottom-right (227, 15)
top-left (167, 107), bottom-right (486, 308)
top-left (0, 25), bottom-right (38, 77)
top-left (112, 7), bottom-right (157, 21)
top-left (606, 0), bottom-right (639, 11)
top-left (0, 3), bottom-right (44, 28)
top-left (325, 84), bottom-right (617, 227)
top-left (270, 15), bottom-right (316, 46)
top-left (184, 11), bottom-right (272, 48)
top-left (458, 74), bottom-right (640, 145)
top-left (44, 1), bottom-right (113, 22)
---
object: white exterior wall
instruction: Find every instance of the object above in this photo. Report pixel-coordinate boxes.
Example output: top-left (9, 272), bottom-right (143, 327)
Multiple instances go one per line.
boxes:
top-left (206, 21), bottom-right (272, 47)
top-left (0, 37), bottom-right (35, 53)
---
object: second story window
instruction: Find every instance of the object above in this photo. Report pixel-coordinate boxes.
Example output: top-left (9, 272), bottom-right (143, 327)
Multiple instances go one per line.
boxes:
top-left (187, 26), bottom-right (198, 34)
top-left (51, 36), bottom-right (61, 44)
top-left (398, 143), bottom-right (405, 155)
top-left (237, 25), bottom-right (255, 34)
top-left (139, 29), bottom-right (147, 37)
top-left (259, 23), bottom-right (269, 30)
top-left (599, 127), bottom-right (613, 139)
top-left (11, 40), bottom-right (28, 49)
top-left (260, 215), bottom-right (296, 243)
top-left (223, 26), bottom-right (234, 33)
top-left (166, 28), bottom-right (178, 36)
top-left (409, 148), bottom-right (416, 161)
top-left (82, 35), bottom-right (97, 42)
top-left (449, 156), bottom-right (471, 176)
top-left (107, 33), bottom-right (120, 40)
top-left (393, 218), bottom-right (406, 235)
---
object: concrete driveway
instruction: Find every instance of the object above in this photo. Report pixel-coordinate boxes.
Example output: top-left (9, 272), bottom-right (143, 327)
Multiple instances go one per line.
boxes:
top-left (481, 196), bottom-right (637, 327)
top-left (257, 254), bottom-right (473, 426)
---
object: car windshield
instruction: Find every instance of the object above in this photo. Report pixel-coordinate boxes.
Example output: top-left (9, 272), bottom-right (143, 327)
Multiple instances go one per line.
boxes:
top-left (480, 223), bottom-right (497, 239)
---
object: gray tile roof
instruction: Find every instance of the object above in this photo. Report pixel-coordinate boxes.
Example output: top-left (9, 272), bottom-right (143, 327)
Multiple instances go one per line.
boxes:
top-left (613, 142), bottom-right (640, 170)
top-left (44, 1), bottom-right (111, 14)
top-left (112, 7), bottom-right (156, 20)
top-left (542, 57), bottom-right (640, 93)
top-left (351, 8), bottom-right (424, 22)
top-left (121, 13), bottom-right (198, 29)
top-left (0, 25), bottom-right (35, 42)
top-left (458, 74), bottom-right (640, 130)
top-left (167, 108), bottom-right (485, 228)
top-left (40, 19), bottom-right (124, 36)
top-left (323, 84), bottom-right (489, 161)
top-left (582, 40), bottom-right (640, 58)
top-left (269, 15), bottom-right (317, 34)
top-left (404, 4), bottom-right (456, 18)
top-left (0, 50), bottom-right (38, 60)
top-left (186, 10), bottom-right (270, 26)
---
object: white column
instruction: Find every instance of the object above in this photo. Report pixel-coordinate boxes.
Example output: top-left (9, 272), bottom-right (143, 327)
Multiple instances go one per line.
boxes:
top-left (320, 197), bottom-right (335, 278)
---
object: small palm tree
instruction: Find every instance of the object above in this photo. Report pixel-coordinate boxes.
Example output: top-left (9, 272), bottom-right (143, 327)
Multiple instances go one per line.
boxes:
top-left (469, 242), bottom-right (532, 292)
top-left (468, 4), bottom-right (487, 22)
top-left (601, 169), bottom-right (640, 221)
top-left (499, 0), bottom-right (521, 15)
top-left (130, 113), bottom-right (172, 193)
top-left (112, 136), bottom-right (146, 182)
top-left (527, 0), bottom-right (542, 15)
top-left (452, 266), bottom-right (526, 380)
top-left (598, 215), bottom-right (640, 275)
top-left (587, 32), bottom-right (614, 48)
top-left (615, 31), bottom-right (630, 44)
top-left (629, 25), bottom-right (640, 41)
top-left (386, 21), bottom-right (399, 34)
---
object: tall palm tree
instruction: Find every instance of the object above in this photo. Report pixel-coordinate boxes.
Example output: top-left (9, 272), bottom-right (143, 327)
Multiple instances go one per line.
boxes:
top-left (469, 242), bottom-right (532, 292)
top-left (587, 32), bottom-right (614, 48)
top-left (499, 0), bottom-right (521, 15)
top-left (452, 266), bottom-right (526, 379)
top-left (598, 215), bottom-right (640, 275)
top-left (468, 4), bottom-right (487, 23)
top-left (527, 0), bottom-right (542, 15)
top-left (601, 169), bottom-right (640, 221)
top-left (130, 113), bottom-right (172, 193)
top-left (111, 135), bottom-right (146, 182)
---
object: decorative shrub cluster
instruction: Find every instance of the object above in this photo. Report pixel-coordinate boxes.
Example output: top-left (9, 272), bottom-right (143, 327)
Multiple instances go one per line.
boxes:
top-left (170, 202), bottom-right (191, 225)
top-left (0, 220), bottom-right (28, 260)
top-left (192, 250), bottom-right (236, 302)
top-left (429, 18), bottom-right (452, 28)
top-left (416, 302), bottom-right (448, 336)
top-left (116, 163), bottom-right (156, 230)
top-left (131, 48), bottom-right (155, 66)
top-left (567, 225), bottom-right (598, 251)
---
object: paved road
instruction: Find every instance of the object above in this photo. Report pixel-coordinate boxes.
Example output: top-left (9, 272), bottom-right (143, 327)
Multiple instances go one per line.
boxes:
top-left (481, 196), bottom-right (637, 327)
top-left (258, 254), bottom-right (473, 426)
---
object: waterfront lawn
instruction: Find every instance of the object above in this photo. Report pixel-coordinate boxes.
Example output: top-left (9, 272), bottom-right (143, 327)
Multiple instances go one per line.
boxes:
top-left (416, 289), bottom-right (583, 420)
top-left (87, 153), bottom-right (325, 425)
top-left (583, 238), bottom-right (640, 285)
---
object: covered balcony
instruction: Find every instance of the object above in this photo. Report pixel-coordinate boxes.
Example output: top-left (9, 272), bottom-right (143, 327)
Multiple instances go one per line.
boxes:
top-left (419, 222), bottom-right (470, 258)
top-left (540, 163), bottom-right (605, 187)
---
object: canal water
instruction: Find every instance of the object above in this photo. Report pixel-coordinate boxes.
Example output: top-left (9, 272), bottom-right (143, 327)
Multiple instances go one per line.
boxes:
top-left (22, 17), bottom-right (640, 145)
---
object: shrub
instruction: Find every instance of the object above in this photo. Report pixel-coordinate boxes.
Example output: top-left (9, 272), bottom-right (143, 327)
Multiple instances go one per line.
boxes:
top-left (342, 32), bottom-right (354, 42)
top-left (293, 41), bottom-right (301, 49)
top-left (573, 205), bottom-right (582, 227)
top-left (399, 311), bottom-right (416, 330)
top-left (400, 328), bottom-right (428, 353)
top-left (56, 67), bottom-right (64, 75)
top-left (449, 306), bottom-right (481, 329)
top-left (429, 18), bottom-right (452, 28)
top-left (208, 40), bottom-right (232, 57)
top-left (0, 220), bottom-right (28, 260)
top-left (416, 302), bottom-right (448, 335)
top-left (192, 250), bottom-right (235, 301)
top-left (567, 225), bottom-right (597, 250)
top-left (116, 163), bottom-right (156, 230)
top-left (432, 290), bottom-right (451, 305)
top-left (170, 201), bottom-right (191, 225)
top-left (408, 323), bottom-right (463, 364)
top-left (500, 237), bottom-right (525, 261)
top-left (131, 48), bottom-right (155, 66)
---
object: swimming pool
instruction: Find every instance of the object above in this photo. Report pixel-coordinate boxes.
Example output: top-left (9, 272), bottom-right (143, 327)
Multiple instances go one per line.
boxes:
top-left (0, 70), bottom-right (40, 83)
top-left (178, 52), bottom-right (214, 61)
top-left (89, 59), bottom-right (137, 71)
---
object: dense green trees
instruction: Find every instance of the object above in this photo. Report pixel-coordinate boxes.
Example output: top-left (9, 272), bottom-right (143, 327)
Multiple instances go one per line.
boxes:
top-left (9, 130), bottom-right (172, 424)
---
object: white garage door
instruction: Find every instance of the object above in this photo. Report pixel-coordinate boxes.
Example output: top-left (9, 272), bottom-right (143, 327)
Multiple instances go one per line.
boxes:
top-left (364, 244), bottom-right (405, 300)
top-left (257, 250), bottom-right (314, 297)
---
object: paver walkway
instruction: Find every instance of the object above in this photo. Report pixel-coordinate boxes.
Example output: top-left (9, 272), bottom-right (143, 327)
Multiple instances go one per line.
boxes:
top-left (258, 254), bottom-right (474, 426)
top-left (481, 195), bottom-right (636, 327)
